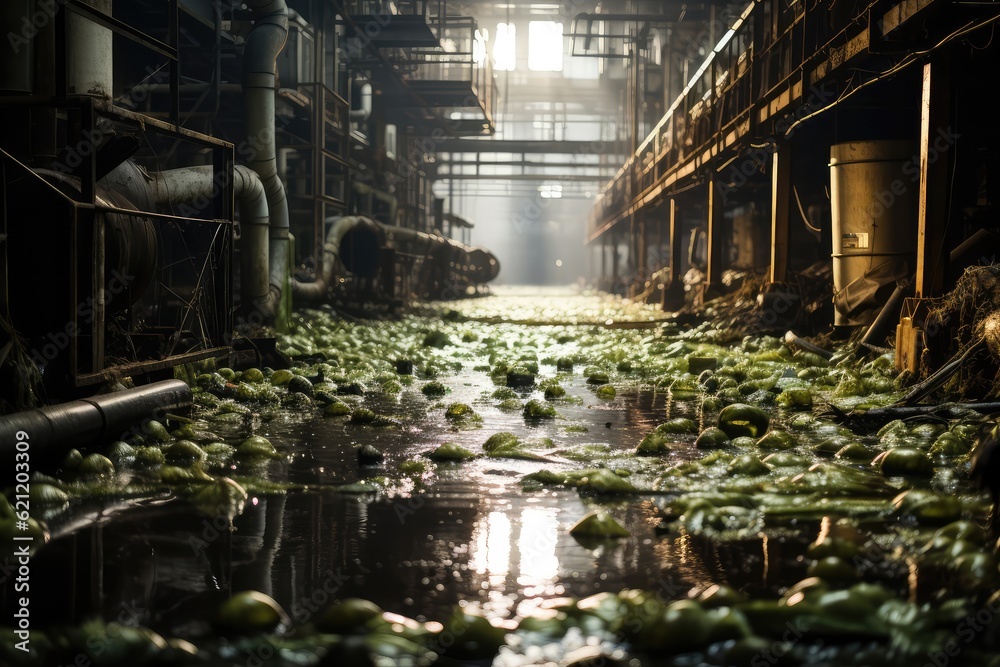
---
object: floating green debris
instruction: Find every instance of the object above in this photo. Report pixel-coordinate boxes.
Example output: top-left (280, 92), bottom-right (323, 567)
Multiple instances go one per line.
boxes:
top-left (165, 440), bottom-right (207, 466)
top-left (438, 608), bottom-right (508, 661)
top-left (62, 448), bottom-right (83, 470)
top-left (569, 511), bottom-right (629, 538)
top-left (636, 431), bottom-right (671, 456)
top-left (134, 445), bottom-right (166, 467)
top-left (214, 591), bottom-right (289, 636)
top-left (757, 430), bottom-right (798, 452)
top-left (892, 489), bottom-right (963, 524)
top-left (445, 403), bottom-right (477, 420)
top-left (189, 477), bottom-right (247, 521)
top-left (483, 432), bottom-right (519, 453)
top-left (422, 381), bottom-right (448, 397)
top-left (357, 444), bottom-right (384, 465)
top-left (287, 375), bottom-right (313, 396)
top-left (585, 368), bottom-right (610, 385)
top-left (873, 447), bottom-right (935, 476)
top-left (316, 598), bottom-right (383, 633)
top-left (523, 399), bottom-right (556, 419)
top-left (324, 399), bottom-right (352, 416)
top-left (726, 454), bottom-right (771, 477)
top-left (427, 442), bottom-right (476, 461)
top-left (930, 431), bottom-right (970, 456)
top-left (718, 403), bottom-right (770, 438)
top-left (269, 369), bottom-right (295, 385)
top-left (203, 443), bottom-right (235, 459)
top-left (695, 427), bottom-right (730, 449)
top-left (544, 384), bottom-right (566, 399)
top-left (422, 330), bottom-right (451, 348)
top-left (655, 418), bottom-right (698, 435)
top-left (29, 483), bottom-right (69, 507)
top-left (776, 387), bottom-right (813, 410)
top-left (834, 442), bottom-right (876, 461)
top-left (79, 453), bottom-right (115, 476)
top-left (399, 459), bottom-right (428, 475)
top-left (160, 465), bottom-right (213, 484)
top-left (350, 408), bottom-right (377, 424)
top-left (238, 435), bottom-right (279, 459)
top-left (140, 419), bottom-right (171, 442)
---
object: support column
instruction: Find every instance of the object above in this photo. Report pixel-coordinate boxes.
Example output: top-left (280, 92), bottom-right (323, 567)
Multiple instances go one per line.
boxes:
top-left (600, 239), bottom-right (607, 290)
top-left (770, 142), bottom-right (791, 283)
top-left (706, 176), bottom-right (724, 286)
top-left (915, 60), bottom-right (952, 298)
top-left (611, 233), bottom-right (620, 293)
top-left (637, 215), bottom-right (647, 296)
top-left (668, 198), bottom-right (681, 283)
top-left (663, 197), bottom-right (686, 310)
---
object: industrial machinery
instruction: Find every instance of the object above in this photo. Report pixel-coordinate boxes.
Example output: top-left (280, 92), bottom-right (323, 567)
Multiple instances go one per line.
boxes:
top-left (0, 0), bottom-right (499, 412)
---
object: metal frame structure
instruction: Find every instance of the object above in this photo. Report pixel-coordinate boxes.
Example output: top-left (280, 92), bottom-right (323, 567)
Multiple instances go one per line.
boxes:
top-left (0, 1), bottom-right (236, 387)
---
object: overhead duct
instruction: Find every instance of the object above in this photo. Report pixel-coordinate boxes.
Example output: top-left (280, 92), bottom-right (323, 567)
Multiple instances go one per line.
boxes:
top-left (243, 0), bottom-right (291, 319)
top-left (150, 164), bottom-right (271, 306)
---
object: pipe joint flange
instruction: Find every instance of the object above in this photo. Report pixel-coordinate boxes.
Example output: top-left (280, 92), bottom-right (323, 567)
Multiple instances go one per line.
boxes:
top-left (242, 72), bottom-right (278, 89)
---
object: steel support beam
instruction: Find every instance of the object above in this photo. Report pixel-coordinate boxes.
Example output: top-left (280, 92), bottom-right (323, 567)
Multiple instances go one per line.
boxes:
top-left (437, 139), bottom-right (626, 155)
top-left (668, 198), bottom-right (681, 283)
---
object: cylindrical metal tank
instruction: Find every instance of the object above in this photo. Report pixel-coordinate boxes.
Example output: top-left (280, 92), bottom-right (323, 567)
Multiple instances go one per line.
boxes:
top-left (829, 140), bottom-right (918, 326)
top-left (66, 0), bottom-right (113, 96)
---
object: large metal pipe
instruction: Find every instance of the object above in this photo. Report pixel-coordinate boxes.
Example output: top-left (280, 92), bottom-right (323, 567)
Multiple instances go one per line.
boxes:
top-left (243, 0), bottom-right (290, 319)
top-left (293, 217), bottom-right (500, 301)
top-left (292, 216), bottom-right (384, 301)
top-left (0, 380), bottom-right (192, 472)
top-left (150, 164), bottom-right (271, 305)
top-left (66, 0), bottom-right (113, 97)
top-left (35, 167), bottom-right (158, 310)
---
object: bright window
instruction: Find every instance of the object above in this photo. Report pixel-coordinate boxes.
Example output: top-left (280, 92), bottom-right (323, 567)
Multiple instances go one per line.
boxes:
top-left (528, 21), bottom-right (563, 72)
top-left (494, 23), bottom-right (516, 71)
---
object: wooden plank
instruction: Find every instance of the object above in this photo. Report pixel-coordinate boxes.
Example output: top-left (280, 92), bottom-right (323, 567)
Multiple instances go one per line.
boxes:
top-left (770, 143), bottom-right (791, 283)
top-left (707, 176), bottom-right (724, 285)
top-left (669, 199), bottom-right (681, 284)
top-left (915, 60), bottom-right (951, 298)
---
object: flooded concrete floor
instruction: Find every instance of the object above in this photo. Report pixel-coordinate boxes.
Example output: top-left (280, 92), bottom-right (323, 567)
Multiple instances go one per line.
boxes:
top-left (6, 287), bottom-right (1000, 666)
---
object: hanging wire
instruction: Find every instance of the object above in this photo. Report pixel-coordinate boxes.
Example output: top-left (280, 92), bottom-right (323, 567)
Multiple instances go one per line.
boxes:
top-left (793, 184), bottom-right (822, 233)
top-left (783, 14), bottom-right (1000, 137)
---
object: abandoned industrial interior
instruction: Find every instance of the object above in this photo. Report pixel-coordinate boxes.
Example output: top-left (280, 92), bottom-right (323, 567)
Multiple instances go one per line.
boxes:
top-left (6, 0), bottom-right (1000, 664)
